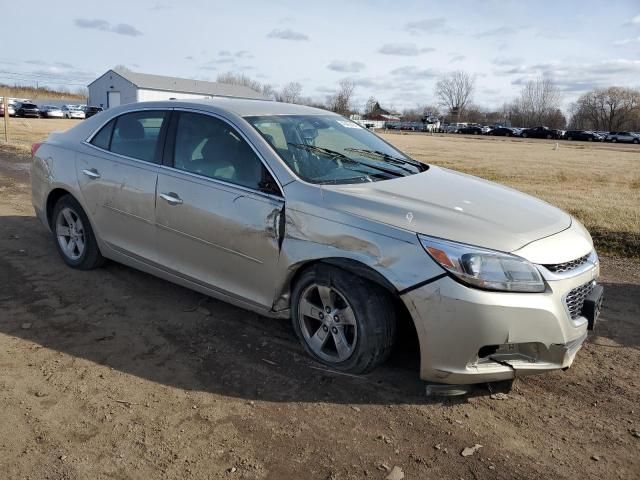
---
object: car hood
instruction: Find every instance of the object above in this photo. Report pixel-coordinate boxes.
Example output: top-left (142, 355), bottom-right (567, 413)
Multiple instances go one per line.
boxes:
top-left (320, 166), bottom-right (572, 253)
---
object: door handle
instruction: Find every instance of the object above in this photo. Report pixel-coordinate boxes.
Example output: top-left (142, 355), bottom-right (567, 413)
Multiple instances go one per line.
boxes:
top-left (159, 192), bottom-right (183, 205)
top-left (82, 168), bottom-right (101, 179)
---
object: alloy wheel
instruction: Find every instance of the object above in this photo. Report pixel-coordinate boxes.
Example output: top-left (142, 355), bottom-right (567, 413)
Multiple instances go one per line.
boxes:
top-left (297, 283), bottom-right (358, 363)
top-left (56, 207), bottom-right (86, 261)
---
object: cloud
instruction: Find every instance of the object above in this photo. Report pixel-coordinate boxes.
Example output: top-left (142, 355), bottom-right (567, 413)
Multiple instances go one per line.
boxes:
top-left (475, 26), bottom-right (516, 37)
top-left (449, 54), bottom-right (466, 63)
top-left (235, 50), bottom-right (253, 58)
top-left (505, 59), bottom-right (640, 93)
top-left (378, 43), bottom-right (435, 56)
top-left (111, 23), bottom-right (143, 36)
top-left (327, 61), bottom-right (366, 73)
top-left (404, 18), bottom-right (451, 34)
top-left (390, 66), bottom-right (439, 80)
top-left (74, 18), bottom-right (142, 36)
top-left (624, 14), bottom-right (640, 26)
top-left (267, 28), bottom-right (309, 41)
top-left (185, 56), bottom-right (194, 61)
top-left (149, 3), bottom-right (172, 11)
top-left (613, 36), bottom-right (640, 45)
top-left (492, 56), bottom-right (523, 66)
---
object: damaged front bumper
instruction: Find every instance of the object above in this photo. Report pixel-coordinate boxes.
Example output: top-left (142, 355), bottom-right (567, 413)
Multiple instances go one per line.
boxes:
top-left (402, 265), bottom-right (599, 385)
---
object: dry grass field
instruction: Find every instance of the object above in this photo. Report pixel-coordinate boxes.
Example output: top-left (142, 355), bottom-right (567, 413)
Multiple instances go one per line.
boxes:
top-left (0, 117), bottom-right (79, 149)
top-left (1, 117), bottom-right (638, 256)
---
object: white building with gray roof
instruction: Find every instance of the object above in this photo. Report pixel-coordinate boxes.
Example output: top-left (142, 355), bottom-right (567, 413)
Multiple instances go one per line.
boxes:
top-left (87, 67), bottom-right (266, 109)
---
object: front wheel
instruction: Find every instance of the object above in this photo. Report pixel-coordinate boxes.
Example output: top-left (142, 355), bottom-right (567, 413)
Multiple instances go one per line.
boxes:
top-left (291, 265), bottom-right (396, 374)
top-left (52, 195), bottom-right (105, 270)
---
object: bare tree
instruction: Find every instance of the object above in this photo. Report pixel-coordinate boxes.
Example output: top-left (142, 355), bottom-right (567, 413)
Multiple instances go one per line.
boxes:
top-left (570, 87), bottom-right (640, 131)
top-left (327, 79), bottom-right (356, 115)
top-left (510, 77), bottom-right (563, 127)
top-left (434, 71), bottom-right (475, 121)
top-left (216, 72), bottom-right (276, 99)
top-left (364, 96), bottom-right (378, 115)
top-left (277, 82), bottom-right (303, 104)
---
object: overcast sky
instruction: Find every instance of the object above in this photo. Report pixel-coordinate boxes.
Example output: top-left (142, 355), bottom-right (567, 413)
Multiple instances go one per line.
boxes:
top-left (2, 0), bottom-right (640, 111)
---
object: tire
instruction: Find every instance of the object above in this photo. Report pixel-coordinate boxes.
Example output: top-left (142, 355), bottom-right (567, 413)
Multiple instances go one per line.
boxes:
top-left (567, 136), bottom-right (572, 141)
top-left (291, 265), bottom-right (396, 374)
top-left (505, 132), bottom-right (510, 137)
top-left (522, 133), bottom-right (528, 138)
top-left (51, 195), bottom-right (105, 270)
top-left (633, 138), bottom-right (639, 144)
top-left (612, 138), bottom-right (617, 143)
top-left (588, 137), bottom-right (592, 142)
top-left (546, 134), bottom-right (552, 139)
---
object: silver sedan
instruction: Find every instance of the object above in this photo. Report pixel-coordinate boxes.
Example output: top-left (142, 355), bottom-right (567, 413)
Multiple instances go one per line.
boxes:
top-left (30, 99), bottom-right (603, 385)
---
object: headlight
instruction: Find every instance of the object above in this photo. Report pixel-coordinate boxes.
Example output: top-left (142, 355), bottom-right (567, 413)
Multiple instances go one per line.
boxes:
top-left (418, 235), bottom-right (545, 293)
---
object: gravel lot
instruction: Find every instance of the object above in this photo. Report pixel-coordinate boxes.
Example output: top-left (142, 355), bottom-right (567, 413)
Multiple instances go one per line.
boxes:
top-left (0, 142), bottom-right (639, 480)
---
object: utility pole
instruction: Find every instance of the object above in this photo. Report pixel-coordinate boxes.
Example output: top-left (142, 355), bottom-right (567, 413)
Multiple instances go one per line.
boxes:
top-left (2, 88), bottom-right (8, 143)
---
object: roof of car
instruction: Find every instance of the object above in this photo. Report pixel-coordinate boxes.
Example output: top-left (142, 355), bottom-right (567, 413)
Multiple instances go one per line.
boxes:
top-left (121, 97), bottom-right (337, 118)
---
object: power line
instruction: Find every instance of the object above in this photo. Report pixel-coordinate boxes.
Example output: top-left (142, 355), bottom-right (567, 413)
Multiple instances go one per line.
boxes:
top-left (0, 69), bottom-right (94, 81)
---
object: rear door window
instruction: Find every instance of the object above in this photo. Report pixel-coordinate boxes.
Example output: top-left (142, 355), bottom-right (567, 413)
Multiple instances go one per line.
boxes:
top-left (110, 111), bottom-right (168, 163)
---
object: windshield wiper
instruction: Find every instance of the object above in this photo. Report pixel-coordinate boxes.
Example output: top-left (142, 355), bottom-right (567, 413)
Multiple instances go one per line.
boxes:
top-left (343, 148), bottom-right (426, 171)
top-left (287, 143), bottom-right (407, 178)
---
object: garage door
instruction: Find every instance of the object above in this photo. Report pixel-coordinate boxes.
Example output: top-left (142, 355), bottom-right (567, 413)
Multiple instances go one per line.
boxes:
top-left (107, 91), bottom-right (121, 108)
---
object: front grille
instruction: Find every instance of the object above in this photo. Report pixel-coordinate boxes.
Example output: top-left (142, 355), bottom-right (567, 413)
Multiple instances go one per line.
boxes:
top-left (565, 281), bottom-right (595, 320)
top-left (544, 253), bottom-right (591, 274)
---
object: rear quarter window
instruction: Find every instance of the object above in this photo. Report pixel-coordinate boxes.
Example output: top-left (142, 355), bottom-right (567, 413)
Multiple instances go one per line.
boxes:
top-left (90, 119), bottom-right (115, 150)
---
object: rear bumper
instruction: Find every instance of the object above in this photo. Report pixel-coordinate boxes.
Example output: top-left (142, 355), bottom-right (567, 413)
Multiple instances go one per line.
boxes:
top-left (401, 264), bottom-right (599, 384)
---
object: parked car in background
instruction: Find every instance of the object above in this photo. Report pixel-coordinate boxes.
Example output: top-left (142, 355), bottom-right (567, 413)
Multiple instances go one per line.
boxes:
top-left (62, 105), bottom-right (86, 119)
top-left (0, 103), bottom-right (16, 117)
top-left (39, 105), bottom-right (64, 119)
top-left (457, 125), bottom-right (483, 135)
top-left (481, 126), bottom-right (492, 134)
top-left (488, 127), bottom-right (517, 137)
top-left (521, 126), bottom-right (563, 139)
top-left (564, 130), bottom-right (604, 142)
top-left (605, 131), bottom-right (639, 143)
top-left (14, 102), bottom-right (40, 118)
top-left (31, 98), bottom-right (603, 385)
top-left (84, 106), bottom-right (104, 119)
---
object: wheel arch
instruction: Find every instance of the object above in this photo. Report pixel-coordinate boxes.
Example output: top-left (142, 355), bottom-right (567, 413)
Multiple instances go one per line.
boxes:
top-left (46, 188), bottom-right (73, 228)
top-left (277, 257), bottom-right (420, 356)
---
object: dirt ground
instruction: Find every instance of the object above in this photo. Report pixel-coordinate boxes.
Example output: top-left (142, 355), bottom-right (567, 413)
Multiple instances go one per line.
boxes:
top-left (0, 142), bottom-right (639, 480)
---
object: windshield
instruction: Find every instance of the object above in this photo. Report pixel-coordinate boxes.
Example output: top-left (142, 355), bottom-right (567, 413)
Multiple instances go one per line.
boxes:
top-left (246, 114), bottom-right (427, 184)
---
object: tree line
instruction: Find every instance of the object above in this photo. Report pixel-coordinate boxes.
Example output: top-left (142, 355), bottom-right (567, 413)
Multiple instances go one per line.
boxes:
top-left (218, 70), bottom-right (640, 130)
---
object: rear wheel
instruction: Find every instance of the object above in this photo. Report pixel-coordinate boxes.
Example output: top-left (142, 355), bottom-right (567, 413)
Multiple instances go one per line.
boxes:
top-left (52, 195), bottom-right (104, 270)
top-left (291, 265), bottom-right (396, 374)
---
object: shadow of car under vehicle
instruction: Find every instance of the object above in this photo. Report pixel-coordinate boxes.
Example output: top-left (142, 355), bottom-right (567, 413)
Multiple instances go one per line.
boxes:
top-left (2, 215), bottom-right (635, 406)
